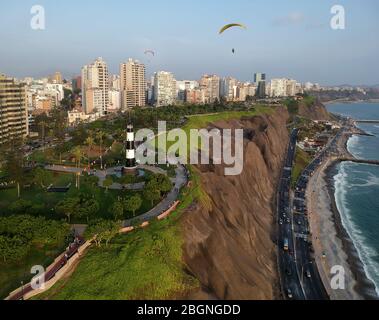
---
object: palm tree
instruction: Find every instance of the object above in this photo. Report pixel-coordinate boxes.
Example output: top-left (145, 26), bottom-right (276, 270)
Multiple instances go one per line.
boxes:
top-left (85, 136), bottom-right (95, 169)
top-left (39, 120), bottom-right (48, 152)
top-left (72, 147), bottom-right (83, 189)
top-left (72, 146), bottom-right (83, 168)
top-left (96, 131), bottom-right (105, 169)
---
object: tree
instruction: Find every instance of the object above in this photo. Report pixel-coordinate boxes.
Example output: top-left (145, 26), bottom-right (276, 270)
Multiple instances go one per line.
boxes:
top-left (96, 131), bottom-right (106, 169)
top-left (84, 220), bottom-right (120, 247)
top-left (56, 197), bottom-right (80, 223)
top-left (84, 174), bottom-right (99, 187)
top-left (33, 167), bottom-right (52, 188)
top-left (79, 199), bottom-right (100, 223)
top-left (103, 177), bottom-right (113, 193)
top-left (72, 146), bottom-right (83, 168)
top-left (51, 108), bottom-right (67, 163)
top-left (155, 174), bottom-right (173, 195)
top-left (85, 136), bottom-right (95, 168)
top-left (111, 201), bottom-right (124, 221)
top-left (143, 180), bottom-right (161, 206)
top-left (4, 139), bottom-right (24, 198)
top-left (124, 195), bottom-right (142, 217)
top-left (8, 199), bottom-right (33, 214)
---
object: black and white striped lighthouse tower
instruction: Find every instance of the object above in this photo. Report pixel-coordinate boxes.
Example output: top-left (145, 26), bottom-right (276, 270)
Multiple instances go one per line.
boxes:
top-left (124, 122), bottom-right (137, 171)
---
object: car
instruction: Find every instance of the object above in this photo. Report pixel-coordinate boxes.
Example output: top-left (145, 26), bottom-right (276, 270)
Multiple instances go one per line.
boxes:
top-left (305, 270), bottom-right (311, 279)
top-left (279, 219), bottom-right (283, 225)
top-left (286, 288), bottom-right (293, 299)
top-left (285, 268), bottom-right (292, 276)
top-left (297, 220), bottom-right (302, 225)
top-left (286, 218), bottom-right (290, 224)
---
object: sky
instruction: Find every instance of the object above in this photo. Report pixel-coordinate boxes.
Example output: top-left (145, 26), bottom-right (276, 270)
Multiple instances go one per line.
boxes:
top-left (0, 0), bottom-right (378, 85)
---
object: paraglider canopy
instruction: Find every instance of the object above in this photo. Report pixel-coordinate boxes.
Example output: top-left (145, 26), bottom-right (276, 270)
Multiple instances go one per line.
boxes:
top-left (219, 23), bottom-right (247, 34)
top-left (144, 50), bottom-right (155, 56)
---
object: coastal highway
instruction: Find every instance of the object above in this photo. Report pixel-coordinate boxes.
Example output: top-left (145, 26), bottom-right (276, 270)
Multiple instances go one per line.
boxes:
top-left (291, 128), bottom-right (347, 300)
top-left (277, 128), bottom-right (305, 300)
top-left (277, 128), bottom-right (330, 300)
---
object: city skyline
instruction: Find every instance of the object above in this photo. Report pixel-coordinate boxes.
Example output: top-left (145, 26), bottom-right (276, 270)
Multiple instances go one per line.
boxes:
top-left (0, 0), bottom-right (378, 85)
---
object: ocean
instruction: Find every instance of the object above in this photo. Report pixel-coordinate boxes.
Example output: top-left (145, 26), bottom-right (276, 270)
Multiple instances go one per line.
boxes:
top-left (327, 102), bottom-right (379, 297)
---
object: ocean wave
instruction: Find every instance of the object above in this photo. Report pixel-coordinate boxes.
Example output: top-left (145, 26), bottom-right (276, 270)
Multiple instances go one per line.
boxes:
top-left (349, 174), bottom-right (379, 188)
top-left (334, 162), bottom-right (379, 296)
top-left (347, 136), bottom-right (363, 158)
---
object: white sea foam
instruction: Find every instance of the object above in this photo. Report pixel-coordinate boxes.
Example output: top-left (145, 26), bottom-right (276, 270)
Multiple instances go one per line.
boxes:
top-left (334, 163), bottom-right (379, 296)
top-left (347, 135), bottom-right (363, 158)
top-left (349, 174), bottom-right (379, 188)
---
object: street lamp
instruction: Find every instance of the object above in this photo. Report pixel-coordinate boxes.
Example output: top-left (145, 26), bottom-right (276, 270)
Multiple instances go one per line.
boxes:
top-left (20, 280), bottom-right (24, 300)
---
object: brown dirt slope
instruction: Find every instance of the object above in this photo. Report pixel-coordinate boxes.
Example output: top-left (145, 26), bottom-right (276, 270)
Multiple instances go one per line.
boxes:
top-left (298, 99), bottom-right (331, 120)
top-left (182, 107), bottom-right (290, 300)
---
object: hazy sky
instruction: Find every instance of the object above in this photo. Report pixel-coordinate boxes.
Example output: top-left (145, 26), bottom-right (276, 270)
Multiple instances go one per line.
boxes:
top-left (1, 0), bottom-right (378, 85)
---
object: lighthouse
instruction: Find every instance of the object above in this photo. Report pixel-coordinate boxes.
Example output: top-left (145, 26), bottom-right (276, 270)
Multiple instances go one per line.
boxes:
top-left (124, 122), bottom-right (137, 173)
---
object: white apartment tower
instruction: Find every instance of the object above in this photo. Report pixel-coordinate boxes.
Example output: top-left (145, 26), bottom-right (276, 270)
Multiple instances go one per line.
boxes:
top-left (120, 59), bottom-right (146, 109)
top-left (81, 57), bottom-right (109, 115)
top-left (270, 78), bottom-right (298, 97)
top-left (154, 71), bottom-right (177, 107)
top-left (199, 75), bottom-right (220, 103)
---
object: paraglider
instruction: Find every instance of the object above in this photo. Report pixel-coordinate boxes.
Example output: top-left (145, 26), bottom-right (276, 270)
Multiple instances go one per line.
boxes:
top-left (144, 50), bottom-right (155, 63)
top-left (219, 23), bottom-right (247, 34)
top-left (219, 23), bottom-right (247, 55)
top-left (144, 50), bottom-right (155, 57)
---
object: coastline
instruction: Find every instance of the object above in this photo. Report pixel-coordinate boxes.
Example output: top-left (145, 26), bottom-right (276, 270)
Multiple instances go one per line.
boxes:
top-left (325, 161), bottom-right (378, 300)
top-left (324, 99), bottom-right (379, 105)
top-left (307, 128), bottom-right (378, 300)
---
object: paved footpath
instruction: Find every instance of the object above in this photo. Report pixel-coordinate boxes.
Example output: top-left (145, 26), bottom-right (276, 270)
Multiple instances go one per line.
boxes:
top-left (45, 163), bottom-right (188, 226)
top-left (123, 164), bottom-right (188, 227)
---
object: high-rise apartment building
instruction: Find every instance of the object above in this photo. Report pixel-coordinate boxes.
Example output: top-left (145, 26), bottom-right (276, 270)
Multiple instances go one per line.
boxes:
top-left (53, 72), bottom-right (63, 84)
top-left (199, 75), bottom-right (220, 103)
top-left (254, 73), bottom-right (266, 98)
top-left (270, 78), bottom-right (298, 97)
top-left (81, 57), bottom-right (109, 115)
top-left (220, 77), bottom-right (238, 101)
top-left (176, 80), bottom-right (199, 102)
top-left (154, 71), bottom-right (177, 107)
top-left (0, 74), bottom-right (28, 144)
top-left (120, 59), bottom-right (146, 109)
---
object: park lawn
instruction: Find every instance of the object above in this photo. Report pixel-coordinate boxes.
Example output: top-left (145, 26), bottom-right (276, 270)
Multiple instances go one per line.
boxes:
top-left (291, 147), bottom-right (312, 187)
top-left (33, 166), bottom-right (203, 300)
top-left (0, 241), bottom-right (67, 299)
top-left (151, 105), bottom-right (275, 154)
top-left (0, 171), bottom-right (154, 222)
top-left (0, 172), bottom-right (75, 216)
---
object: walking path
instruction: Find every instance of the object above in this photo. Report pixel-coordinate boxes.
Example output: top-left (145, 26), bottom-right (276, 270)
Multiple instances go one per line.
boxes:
top-left (7, 237), bottom-right (85, 300)
top-left (45, 164), bottom-right (169, 191)
top-left (123, 164), bottom-right (188, 227)
top-left (45, 162), bottom-right (188, 226)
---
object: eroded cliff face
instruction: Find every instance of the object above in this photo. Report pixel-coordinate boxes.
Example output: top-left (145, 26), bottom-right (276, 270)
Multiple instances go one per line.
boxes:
top-left (182, 107), bottom-right (290, 300)
top-left (298, 99), bottom-right (331, 120)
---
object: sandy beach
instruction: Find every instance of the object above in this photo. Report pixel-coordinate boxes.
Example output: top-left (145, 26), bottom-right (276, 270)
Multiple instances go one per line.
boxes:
top-left (306, 130), bottom-right (378, 300)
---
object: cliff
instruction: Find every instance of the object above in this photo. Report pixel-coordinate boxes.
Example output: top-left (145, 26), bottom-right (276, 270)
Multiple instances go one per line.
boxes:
top-left (298, 98), bottom-right (331, 120)
top-left (182, 107), bottom-right (290, 300)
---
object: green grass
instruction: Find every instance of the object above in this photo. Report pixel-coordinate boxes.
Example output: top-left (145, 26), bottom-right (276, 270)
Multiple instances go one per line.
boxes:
top-left (0, 241), bottom-right (67, 299)
top-left (33, 166), bottom-right (203, 300)
top-left (291, 147), bottom-right (312, 187)
top-left (0, 171), bottom-right (155, 222)
top-left (27, 108), bottom-right (273, 300)
top-left (152, 105), bottom-right (275, 154)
